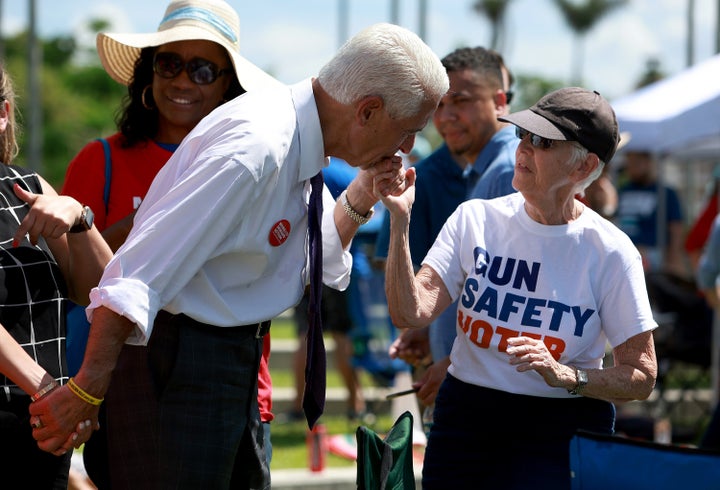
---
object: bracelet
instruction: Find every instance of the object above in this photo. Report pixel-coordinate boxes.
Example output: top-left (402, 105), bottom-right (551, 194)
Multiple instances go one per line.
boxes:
top-left (30, 380), bottom-right (59, 402)
top-left (67, 377), bottom-right (104, 406)
top-left (340, 189), bottom-right (374, 225)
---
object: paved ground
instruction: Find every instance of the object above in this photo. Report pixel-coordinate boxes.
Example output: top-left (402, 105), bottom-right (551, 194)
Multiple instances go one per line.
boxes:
top-left (271, 465), bottom-right (423, 490)
top-left (71, 453), bottom-right (423, 490)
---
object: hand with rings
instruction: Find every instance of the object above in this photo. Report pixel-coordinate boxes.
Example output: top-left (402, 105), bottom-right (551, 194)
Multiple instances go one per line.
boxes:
top-left (30, 416), bottom-right (97, 455)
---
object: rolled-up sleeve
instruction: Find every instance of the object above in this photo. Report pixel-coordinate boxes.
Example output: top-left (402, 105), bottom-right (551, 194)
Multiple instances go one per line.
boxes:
top-left (87, 275), bottom-right (159, 345)
top-left (87, 152), bottom-right (256, 344)
top-left (321, 185), bottom-right (352, 290)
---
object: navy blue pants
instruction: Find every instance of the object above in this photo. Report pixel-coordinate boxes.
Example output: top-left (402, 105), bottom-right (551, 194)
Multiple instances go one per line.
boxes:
top-left (422, 374), bottom-right (615, 490)
top-left (91, 312), bottom-right (270, 490)
top-left (84, 311), bottom-right (270, 490)
top-left (150, 313), bottom-right (270, 489)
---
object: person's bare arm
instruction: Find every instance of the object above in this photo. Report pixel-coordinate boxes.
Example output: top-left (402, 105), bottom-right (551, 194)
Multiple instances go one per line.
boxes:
top-left (507, 330), bottom-right (657, 403)
top-left (101, 211), bottom-right (136, 252)
top-left (379, 167), bottom-right (452, 328)
top-left (0, 323), bottom-right (53, 396)
top-left (14, 180), bottom-right (113, 305)
top-left (598, 330), bottom-right (657, 403)
top-left (29, 306), bottom-right (135, 453)
top-left (0, 322), bottom-right (98, 454)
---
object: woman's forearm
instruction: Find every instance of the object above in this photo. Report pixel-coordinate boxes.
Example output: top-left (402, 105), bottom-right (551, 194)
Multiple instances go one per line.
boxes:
top-left (0, 324), bottom-right (54, 396)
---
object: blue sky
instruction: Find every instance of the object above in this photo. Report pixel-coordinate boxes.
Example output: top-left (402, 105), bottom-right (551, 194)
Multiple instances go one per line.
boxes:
top-left (3, 0), bottom-right (718, 100)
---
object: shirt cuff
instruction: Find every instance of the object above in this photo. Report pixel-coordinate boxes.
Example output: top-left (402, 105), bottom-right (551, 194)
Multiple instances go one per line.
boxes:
top-left (87, 278), bottom-right (160, 346)
top-left (321, 205), bottom-right (352, 291)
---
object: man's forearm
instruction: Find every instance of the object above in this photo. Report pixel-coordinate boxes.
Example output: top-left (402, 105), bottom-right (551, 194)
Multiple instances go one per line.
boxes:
top-left (73, 305), bottom-right (136, 398)
top-left (333, 198), bottom-right (364, 249)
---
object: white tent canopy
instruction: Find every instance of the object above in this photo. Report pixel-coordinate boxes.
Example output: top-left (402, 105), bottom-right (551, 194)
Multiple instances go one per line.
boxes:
top-left (612, 54), bottom-right (720, 155)
top-left (613, 54), bottom-right (720, 409)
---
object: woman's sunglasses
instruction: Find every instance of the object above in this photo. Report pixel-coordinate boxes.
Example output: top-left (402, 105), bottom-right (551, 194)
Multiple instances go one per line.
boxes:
top-left (515, 127), bottom-right (556, 150)
top-left (153, 52), bottom-right (232, 85)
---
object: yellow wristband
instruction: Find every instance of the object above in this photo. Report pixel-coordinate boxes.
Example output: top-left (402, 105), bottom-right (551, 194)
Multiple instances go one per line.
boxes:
top-left (67, 377), bottom-right (103, 406)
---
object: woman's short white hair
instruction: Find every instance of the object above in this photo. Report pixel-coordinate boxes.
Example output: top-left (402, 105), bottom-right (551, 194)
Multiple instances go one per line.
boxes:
top-left (569, 143), bottom-right (605, 192)
top-left (318, 23), bottom-right (449, 119)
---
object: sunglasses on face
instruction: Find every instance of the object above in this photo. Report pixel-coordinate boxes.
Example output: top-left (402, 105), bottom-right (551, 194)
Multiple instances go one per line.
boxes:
top-left (153, 52), bottom-right (231, 85)
top-left (515, 127), bottom-right (556, 150)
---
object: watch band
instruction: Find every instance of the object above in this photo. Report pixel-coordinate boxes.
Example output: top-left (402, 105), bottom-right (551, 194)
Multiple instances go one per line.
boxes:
top-left (339, 189), bottom-right (374, 225)
top-left (69, 205), bottom-right (94, 233)
top-left (568, 368), bottom-right (588, 395)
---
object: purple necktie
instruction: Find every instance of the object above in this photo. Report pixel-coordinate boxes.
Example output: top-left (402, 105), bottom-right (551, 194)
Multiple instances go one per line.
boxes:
top-left (302, 172), bottom-right (325, 428)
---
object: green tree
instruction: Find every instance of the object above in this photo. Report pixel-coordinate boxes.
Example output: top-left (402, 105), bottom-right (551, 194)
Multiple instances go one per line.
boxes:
top-left (634, 57), bottom-right (665, 89)
top-left (472, 0), bottom-right (513, 52)
top-left (3, 22), bottom-right (125, 188)
top-left (552, 0), bottom-right (628, 86)
top-left (513, 74), bottom-right (565, 110)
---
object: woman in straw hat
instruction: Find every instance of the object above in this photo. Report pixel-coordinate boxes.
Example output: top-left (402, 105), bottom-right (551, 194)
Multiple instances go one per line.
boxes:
top-left (61, 1), bottom-right (279, 488)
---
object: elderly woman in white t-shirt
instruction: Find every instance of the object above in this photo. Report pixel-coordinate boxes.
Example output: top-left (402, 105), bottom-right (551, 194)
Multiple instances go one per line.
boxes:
top-left (380, 87), bottom-right (658, 490)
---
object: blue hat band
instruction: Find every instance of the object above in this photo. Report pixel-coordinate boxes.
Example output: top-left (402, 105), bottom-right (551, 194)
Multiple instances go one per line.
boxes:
top-left (160, 6), bottom-right (237, 45)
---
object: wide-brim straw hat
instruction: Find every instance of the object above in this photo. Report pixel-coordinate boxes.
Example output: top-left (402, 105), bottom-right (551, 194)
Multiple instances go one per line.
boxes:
top-left (96, 0), bottom-right (280, 91)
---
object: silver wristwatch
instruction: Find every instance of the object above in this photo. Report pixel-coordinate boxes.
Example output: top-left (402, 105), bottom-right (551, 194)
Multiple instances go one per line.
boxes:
top-left (568, 368), bottom-right (588, 395)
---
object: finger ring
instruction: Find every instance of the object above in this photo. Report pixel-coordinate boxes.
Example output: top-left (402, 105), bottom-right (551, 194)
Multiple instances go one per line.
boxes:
top-left (31, 418), bottom-right (43, 429)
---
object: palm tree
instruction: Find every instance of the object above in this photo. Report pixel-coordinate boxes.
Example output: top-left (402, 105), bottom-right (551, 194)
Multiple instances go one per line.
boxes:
top-left (553, 0), bottom-right (628, 86)
top-left (472, 0), bottom-right (513, 52)
top-left (634, 57), bottom-right (665, 89)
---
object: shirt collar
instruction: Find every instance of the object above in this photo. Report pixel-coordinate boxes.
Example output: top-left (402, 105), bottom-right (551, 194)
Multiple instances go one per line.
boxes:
top-left (471, 125), bottom-right (517, 175)
top-left (290, 78), bottom-right (329, 182)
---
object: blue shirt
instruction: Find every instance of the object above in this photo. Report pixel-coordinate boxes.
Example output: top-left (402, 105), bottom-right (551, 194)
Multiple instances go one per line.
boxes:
top-left (616, 181), bottom-right (683, 247)
top-left (466, 125), bottom-right (518, 200)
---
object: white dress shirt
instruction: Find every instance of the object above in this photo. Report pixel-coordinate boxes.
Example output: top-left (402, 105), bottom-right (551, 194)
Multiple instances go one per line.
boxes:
top-left (88, 79), bottom-right (351, 344)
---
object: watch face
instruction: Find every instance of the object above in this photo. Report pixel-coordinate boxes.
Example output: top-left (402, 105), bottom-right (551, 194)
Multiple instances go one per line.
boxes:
top-left (83, 206), bottom-right (94, 229)
top-left (569, 368), bottom-right (588, 395)
top-left (70, 206), bottom-right (94, 233)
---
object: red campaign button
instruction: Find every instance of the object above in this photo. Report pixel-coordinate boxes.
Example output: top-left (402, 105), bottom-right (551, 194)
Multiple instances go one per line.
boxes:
top-left (268, 219), bottom-right (291, 247)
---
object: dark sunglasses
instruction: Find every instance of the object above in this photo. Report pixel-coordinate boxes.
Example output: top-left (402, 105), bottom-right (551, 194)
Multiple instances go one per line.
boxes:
top-left (505, 90), bottom-right (514, 105)
top-left (153, 52), bottom-right (231, 85)
top-left (515, 127), bottom-right (556, 150)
